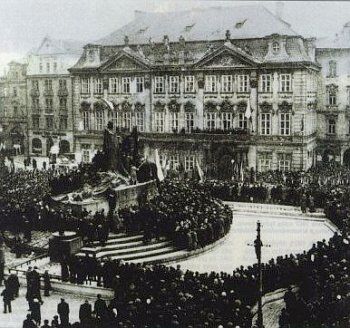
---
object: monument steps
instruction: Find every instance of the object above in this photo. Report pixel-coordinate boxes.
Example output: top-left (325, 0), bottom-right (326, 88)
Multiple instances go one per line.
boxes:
top-left (78, 240), bottom-right (172, 259)
top-left (107, 245), bottom-right (178, 261)
top-left (89, 234), bottom-right (144, 246)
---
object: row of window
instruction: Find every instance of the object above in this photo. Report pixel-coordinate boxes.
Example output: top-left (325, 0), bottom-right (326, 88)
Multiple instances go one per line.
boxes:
top-left (32, 115), bottom-right (68, 130)
top-left (39, 61), bottom-right (58, 74)
top-left (259, 153), bottom-right (292, 172)
top-left (326, 87), bottom-right (350, 106)
top-left (31, 79), bottom-right (67, 91)
top-left (32, 96), bottom-right (67, 111)
top-left (260, 113), bottom-right (291, 135)
top-left (80, 74), bottom-right (293, 94)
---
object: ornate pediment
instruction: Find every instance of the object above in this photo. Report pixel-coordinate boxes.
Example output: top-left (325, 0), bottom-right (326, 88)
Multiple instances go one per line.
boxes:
top-left (206, 54), bottom-right (250, 68)
top-left (194, 44), bottom-right (259, 69)
top-left (100, 51), bottom-right (149, 72)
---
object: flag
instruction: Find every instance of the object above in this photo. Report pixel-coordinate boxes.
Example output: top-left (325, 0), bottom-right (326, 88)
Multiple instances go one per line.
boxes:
top-left (240, 161), bottom-right (244, 182)
top-left (245, 98), bottom-right (252, 120)
top-left (101, 98), bottom-right (114, 111)
top-left (301, 114), bottom-right (304, 132)
top-left (196, 159), bottom-right (204, 183)
top-left (154, 149), bottom-right (165, 182)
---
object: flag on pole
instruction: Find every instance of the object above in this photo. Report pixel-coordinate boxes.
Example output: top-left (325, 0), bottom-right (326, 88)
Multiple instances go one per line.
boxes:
top-left (154, 149), bottom-right (165, 181)
top-left (196, 159), bottom-right (204, 183)
top-left (244, 98), bottom-right (252, 120)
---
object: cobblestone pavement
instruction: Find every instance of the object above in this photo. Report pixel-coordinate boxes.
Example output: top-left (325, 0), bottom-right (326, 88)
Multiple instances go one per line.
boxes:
top-left (173, 212), bottom-right (333, 273)
top-left (0, 286), bottom-right (95, 328)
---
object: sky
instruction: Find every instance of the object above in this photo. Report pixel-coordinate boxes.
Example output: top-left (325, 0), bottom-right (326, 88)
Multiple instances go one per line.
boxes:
top-left (0, 0), bottom-right (349, 73)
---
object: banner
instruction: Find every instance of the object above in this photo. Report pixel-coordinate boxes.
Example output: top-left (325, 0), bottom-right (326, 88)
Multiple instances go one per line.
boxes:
top-left (154, 149), bottom-right (165, 181)
top-left (196, 159), bottom-right (204, 183)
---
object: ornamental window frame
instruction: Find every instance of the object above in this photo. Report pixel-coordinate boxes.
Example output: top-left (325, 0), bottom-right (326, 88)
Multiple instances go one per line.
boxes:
top-left (279, 74), bottom-right (292, 92)
top-left (59, 115), bottom-right (68, 130)
top-left (238, 112), bottom-right (248, 130)
top-left (185, 112), bottom-right (194, 132)
top-left (81, 78), bottom-right (90, 94)
top-left (260, 112), bottom-right (271, 135)
top-left (328, 118), bottom-right (336, 135)
top-left (237, 74), bottom-right (250, 93)
top-left (135, 112), bottom-right (145, 132)
top-left (169, 76), bottom-right (180, 93)
top-left (44, 79), bottom-right (52, 91)
top-left (154, 76), bottom-right (165, 93)
top-left (83, 111), bottom-right (90, 130)
top-left (205, 112), bottom-right (216, 130)
top-left (170, 112), bottom-right (179, 132)
top-left (221, 75), bottom-right (233, 93)
top-left (94, 78), bottom-right (103, 94)
top-left (109, 77), bottom-right (118, 93)
top-left (95, 110), bottom-right (104, 131)
top-left (154, 112), bottom-right (165, 132)
top-left (184, 75), bottom-right (195, 93)
top-left (136, 76), bottom-right (144, 93)
top-left (280, 112), bottom-right (291, 136)
top-left (205, 75), bottom-right (217, 92)
top-left (121, 77), bottom-right (131, 94)
top-left (260, 74), bottom-right (272, 93)
top-left (221, 112), bottom-right (233, 131)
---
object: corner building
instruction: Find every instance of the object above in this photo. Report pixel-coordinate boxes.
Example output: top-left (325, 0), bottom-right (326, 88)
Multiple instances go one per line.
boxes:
top-left (70, 6), bottom-right (319, 177)
top-left (316, 23), bottom-right (350, 166)
top-left (27, 37), bottom-right (83, 157)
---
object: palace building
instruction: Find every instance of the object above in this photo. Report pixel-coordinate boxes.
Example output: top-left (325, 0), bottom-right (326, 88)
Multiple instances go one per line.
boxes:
top-left (26, 37), bottom-right (83, 158)
top-left (316, 22), bottom-right (350, 166)
top-left (69, 5), bottom-right (319, 178)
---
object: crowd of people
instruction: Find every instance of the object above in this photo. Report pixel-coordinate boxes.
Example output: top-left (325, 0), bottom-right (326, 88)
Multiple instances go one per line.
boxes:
top-left (2, 158), bottom-right (350, 326)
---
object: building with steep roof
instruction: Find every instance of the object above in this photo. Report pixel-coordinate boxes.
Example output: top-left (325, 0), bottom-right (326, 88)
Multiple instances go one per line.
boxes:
top-left (26, 36), bottom-right (83, 158)
top-left (70, 5), bottom-right (319, 176)
top-left (315, 22), bottom-right (350, 166)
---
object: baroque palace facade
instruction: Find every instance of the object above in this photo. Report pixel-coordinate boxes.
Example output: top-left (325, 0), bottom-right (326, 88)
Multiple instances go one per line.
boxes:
top-left (69, 6), bottom-right (319, 177)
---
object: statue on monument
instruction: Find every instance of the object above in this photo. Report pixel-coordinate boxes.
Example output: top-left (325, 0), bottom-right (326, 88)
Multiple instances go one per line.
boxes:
top-left (103, 121), bottom-right (120, 171)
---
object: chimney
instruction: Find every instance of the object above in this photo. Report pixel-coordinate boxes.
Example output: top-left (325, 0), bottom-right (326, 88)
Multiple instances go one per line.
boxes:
top-left (275, 2), bottom-right (284, 20)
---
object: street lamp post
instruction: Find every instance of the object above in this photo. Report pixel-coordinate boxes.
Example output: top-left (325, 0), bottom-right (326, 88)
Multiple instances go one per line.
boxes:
top-left (254, 221), bottom-right (264, 328)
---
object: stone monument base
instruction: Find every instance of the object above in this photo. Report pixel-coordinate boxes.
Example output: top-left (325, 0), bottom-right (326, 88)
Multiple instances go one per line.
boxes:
top-left (49, 231), bottom-right (83, 262)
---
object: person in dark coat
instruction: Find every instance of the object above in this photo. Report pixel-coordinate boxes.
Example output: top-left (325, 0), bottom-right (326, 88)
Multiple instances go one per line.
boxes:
top-left (23, 314), bottom-right (37, 328)
top-left (57, 298), bottom-right (70, 327)
top-left (7, 273), bottom-right (20, 298)
top-left (43, 270), bottom-right (51, 297)
top-left (79, 299), bottom-right (92, 326)
top-left (94, 294), bottom-right (107, 320)
top-left (41, 319), bottom-right (51, 328)
top-left (1, 286), bottom-right (12, 313)
top-left (31, 298), bottom-right (42, 325)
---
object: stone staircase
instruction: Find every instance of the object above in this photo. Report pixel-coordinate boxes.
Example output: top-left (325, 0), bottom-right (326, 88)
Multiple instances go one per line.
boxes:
top-left (76, 233), bottom-right (189, 264)
top-left (226, 201), bottom-right (326, 220)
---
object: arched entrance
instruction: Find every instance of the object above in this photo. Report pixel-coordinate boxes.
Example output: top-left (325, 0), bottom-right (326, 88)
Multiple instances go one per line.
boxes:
top-left (59, 140), bottom-right (70, 154)
top-left (32, 138), bottom-right (42, 155)
top-left (343, 149), bottom-right (350, 167)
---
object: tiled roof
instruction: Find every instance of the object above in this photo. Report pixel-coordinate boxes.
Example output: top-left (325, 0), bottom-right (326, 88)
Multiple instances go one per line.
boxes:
top-left (97, 5), bottom-right (298, 46)
top-left (31, 36), bottom-right (84, 55)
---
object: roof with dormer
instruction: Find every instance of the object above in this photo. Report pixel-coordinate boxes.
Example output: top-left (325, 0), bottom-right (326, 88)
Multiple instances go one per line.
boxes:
top-left (97, 5), bottom-right (298, 46)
